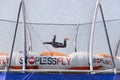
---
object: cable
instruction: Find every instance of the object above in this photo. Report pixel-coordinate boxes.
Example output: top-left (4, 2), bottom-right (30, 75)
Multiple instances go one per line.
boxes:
top-left (0, 18), bottom-right (120, 26)
top-left (30, 26), bottom-right (51, 52)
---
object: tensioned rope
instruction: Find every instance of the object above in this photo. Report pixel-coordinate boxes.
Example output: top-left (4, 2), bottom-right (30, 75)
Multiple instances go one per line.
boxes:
top-left (0, 18), bottom-right (120, 26)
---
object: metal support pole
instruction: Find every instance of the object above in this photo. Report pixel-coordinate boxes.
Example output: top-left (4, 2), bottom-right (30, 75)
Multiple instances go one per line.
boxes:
top-left (27, 27), bottom-right (33, 52)
top-left (21, 0), bottom-right (27, 71)
top-left (74, 24), bottom-right (79, 52)
top-left (99, 4), bottom-right (116, 74)
top-left (7, 1), bottom-right (22, 70)
top-left (115, 37), bottom-right (120, 57)
top-left (88, 0), bottom-right (100, 72)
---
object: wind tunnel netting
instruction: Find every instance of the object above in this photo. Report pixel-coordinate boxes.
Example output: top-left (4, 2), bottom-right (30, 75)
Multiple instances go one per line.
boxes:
top-left (0, 0), bottom-right (119, 55)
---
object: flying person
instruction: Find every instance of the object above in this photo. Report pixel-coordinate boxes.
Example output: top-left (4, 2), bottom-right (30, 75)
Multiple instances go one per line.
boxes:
top-left (43, 35), bottom-right (69, 48)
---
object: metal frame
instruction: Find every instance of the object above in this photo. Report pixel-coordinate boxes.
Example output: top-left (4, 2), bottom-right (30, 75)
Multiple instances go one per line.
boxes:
top-left (1, 69), bottom-right (120, 74)
top-left (21, 0), bottom-right (27, 70)
top-left (88, 0), bottom-right (101, 72)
